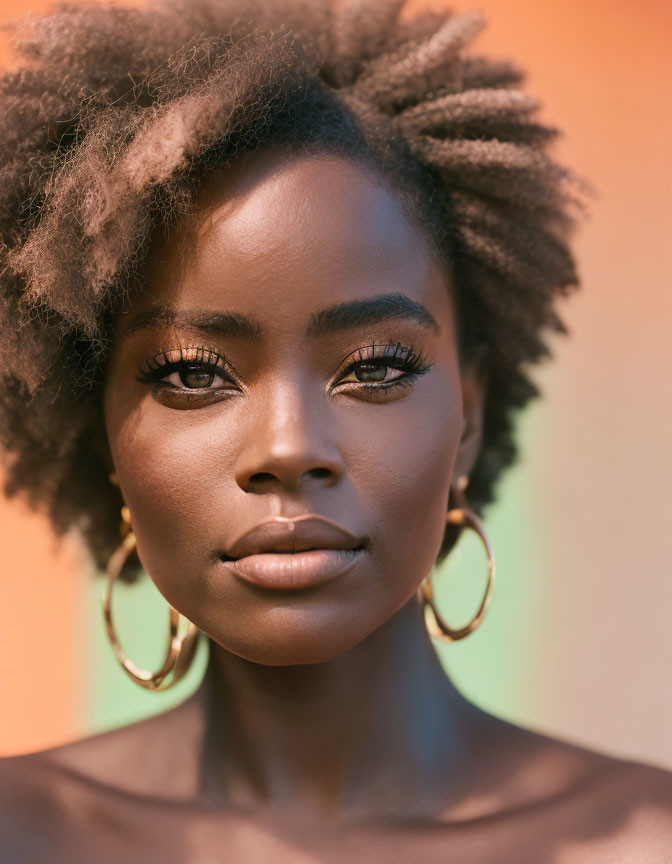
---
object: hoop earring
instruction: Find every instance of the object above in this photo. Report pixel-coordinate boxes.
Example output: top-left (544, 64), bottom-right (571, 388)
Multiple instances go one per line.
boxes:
top-left (418, 475), bottom-right (495, 642)
top-left (102, 505), bottom-right (200, 691)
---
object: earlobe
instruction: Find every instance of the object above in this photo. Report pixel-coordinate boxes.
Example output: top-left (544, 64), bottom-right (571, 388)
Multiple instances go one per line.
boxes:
top-left (453, 345), bottom-right (489, 481)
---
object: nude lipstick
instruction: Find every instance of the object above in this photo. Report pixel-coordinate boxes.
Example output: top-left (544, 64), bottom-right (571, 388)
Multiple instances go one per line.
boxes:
top-left (219, 515), bottom-right (366, 590)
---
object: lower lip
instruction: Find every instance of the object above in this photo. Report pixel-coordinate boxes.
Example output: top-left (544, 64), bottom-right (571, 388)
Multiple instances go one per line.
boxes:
top-left (222, 548), bottom-right (364, 590)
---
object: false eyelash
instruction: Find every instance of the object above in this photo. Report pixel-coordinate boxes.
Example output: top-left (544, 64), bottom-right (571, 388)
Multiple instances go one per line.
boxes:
top-left (135, 345), bottom-right (234, 384)
top-left (336, 341), bottom-right (434, 384)
top-left (134, 341), bottom-right (435, 395)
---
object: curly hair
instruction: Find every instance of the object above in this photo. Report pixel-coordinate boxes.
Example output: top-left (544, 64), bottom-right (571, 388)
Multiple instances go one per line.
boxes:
top-left (0, 0), bottom-right (585, 573)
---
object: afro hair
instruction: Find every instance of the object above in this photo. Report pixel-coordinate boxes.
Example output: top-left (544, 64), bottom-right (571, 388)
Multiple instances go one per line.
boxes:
top-left (0, 0), bottom-right (586, 572)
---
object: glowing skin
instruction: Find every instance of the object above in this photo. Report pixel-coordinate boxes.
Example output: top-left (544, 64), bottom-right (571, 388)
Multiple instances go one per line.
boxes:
top-left (2, 150), bottom-right (670, 863)
top-left (103, 149), bottom-right (482, 667)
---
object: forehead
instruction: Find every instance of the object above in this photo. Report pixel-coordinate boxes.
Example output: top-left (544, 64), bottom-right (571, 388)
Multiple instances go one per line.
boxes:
top-left (130, 149), bottom-right (453, 330)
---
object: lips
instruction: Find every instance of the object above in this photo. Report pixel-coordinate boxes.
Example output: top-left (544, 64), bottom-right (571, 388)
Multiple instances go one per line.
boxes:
top-left (223, 515), bottom-right (364, 558)
top-left (220, 515), bottom-right (367, 590)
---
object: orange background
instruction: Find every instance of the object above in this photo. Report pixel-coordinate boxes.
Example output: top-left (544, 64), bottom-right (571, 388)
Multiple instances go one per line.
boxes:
top-left (1, 0), bottom-right (670, 768)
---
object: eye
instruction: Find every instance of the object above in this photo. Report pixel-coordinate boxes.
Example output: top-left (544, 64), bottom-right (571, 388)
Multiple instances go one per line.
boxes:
top-left (339, 360), bottom-right (406, 384)
top-left (161, 364), bottom-right (227, 390)
top-left (135, 346), bottom-right (241, 399)
top-left (332, 342), bottom-right (435, 395)
top-left (331, 342), bottom-right (434, 402)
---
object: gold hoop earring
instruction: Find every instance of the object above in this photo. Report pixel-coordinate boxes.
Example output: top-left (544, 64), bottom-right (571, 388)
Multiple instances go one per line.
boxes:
top-left (418, 475), bottom-right (495, 642)
top-left (102, 505), bottom-right (200, 691)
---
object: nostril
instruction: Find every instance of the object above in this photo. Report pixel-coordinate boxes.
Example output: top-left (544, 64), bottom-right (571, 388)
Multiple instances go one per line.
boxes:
top-left (305, 468), bottom-right (331, 480)
top-left (249, 472), bottom-right (277, 485)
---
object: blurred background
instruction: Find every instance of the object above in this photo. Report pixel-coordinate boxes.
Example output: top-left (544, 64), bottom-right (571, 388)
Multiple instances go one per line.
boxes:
top-left (1, 0), bottom-right (670, 769)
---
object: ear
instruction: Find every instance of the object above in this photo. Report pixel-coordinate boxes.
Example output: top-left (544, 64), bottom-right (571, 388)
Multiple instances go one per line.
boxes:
top-left (452, 345), bottom-right (489, 482)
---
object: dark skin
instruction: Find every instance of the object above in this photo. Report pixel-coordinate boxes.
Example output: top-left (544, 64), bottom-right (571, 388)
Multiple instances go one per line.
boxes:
top-left (1, 149), bottom-right (671, 863)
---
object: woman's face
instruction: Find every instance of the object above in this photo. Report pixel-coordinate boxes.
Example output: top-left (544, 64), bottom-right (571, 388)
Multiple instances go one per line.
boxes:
top-left (103, 149), bottom-right (485, 665)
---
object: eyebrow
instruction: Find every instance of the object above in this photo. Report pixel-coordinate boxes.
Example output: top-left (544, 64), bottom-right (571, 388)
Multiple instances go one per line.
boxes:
top-left (307, 293), bottom-right (440, 338)
top-left (121, 308), bottom-right (263, 343)
top-left (121, 292), bottom-right (440, 343)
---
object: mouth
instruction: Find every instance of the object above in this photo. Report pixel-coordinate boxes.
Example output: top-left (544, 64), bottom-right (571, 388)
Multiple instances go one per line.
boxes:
top-left (218, 514), bottom-right (368, 590)
top-left (219, 545), bottom-right (366, 590)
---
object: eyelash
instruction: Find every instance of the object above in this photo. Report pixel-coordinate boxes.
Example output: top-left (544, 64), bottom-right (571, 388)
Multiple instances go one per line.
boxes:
top-left (336, 341), bottom-right (434, 393)
top-left (135, 345), bottom-right (235, 386)
top-left (135, 342), bottom-right (434, 395)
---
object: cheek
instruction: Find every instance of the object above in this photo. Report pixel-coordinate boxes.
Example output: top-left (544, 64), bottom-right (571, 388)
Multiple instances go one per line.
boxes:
top-left (104, 393), bottom-right (233, 595)
top-left (344, 375), bottom-right (462, 602)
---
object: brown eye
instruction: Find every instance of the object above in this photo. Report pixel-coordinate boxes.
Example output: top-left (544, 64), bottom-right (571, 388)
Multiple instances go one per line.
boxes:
top-left (355, 362), bottom-right (388, 382)
top-left (179, 365), bottom-right (216, 388)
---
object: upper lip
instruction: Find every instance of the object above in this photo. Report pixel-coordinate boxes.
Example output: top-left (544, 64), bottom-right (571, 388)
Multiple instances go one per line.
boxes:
top-left (222, 515), bottom-right (366, 559)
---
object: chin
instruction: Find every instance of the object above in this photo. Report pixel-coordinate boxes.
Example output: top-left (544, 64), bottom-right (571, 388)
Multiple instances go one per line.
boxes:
top-left (203, 603), bottom-right (387, 667)
top-left (188, 554), bottom-right (407, 667)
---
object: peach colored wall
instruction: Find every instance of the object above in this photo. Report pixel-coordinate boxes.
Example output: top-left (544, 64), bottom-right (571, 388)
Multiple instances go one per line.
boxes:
top-left (0, 490), bottom-right (86, 753)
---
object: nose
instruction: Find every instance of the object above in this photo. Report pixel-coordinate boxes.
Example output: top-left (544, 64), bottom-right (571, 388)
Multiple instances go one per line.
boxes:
top-left (233, 384), bottom-right (345, 494)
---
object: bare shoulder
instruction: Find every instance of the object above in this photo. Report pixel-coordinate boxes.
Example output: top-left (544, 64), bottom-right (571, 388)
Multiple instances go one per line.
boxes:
top-left (0, 747), bottom-right (74, 862)
top-left (0, 689), bottom-right (203, 804)
top-left (0, 697), bottom-right (204, 862)
top-left (442, 706), bottom-right (672, 862)
top-left (486, 710), bottom-right (672, 861)
top-left (602, 756), bottom-right (672, 808)
top-left (569, 756), bottom-right (672, 862)
top-left (528, 754), bottom-right (671, 864)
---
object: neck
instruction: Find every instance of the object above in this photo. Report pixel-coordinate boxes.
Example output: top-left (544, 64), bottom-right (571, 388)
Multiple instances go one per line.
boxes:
top-left (196, 598), bottom-right (476, 820)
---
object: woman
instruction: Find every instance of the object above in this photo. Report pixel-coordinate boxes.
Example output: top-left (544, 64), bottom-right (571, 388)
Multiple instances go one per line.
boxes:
top-left (0, 0), bottom-right (670, 860)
